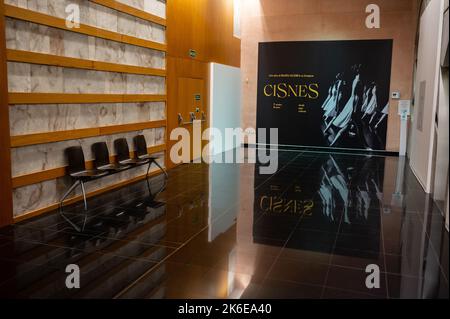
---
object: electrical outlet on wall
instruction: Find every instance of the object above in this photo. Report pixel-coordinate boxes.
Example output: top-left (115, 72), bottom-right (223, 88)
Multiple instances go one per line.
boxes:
top-left (391, 91), bottom-right (401, 99)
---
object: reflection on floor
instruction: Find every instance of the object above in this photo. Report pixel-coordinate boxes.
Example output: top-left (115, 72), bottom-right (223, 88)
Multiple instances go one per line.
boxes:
top-left (0, 149), bottom-right (448, 299)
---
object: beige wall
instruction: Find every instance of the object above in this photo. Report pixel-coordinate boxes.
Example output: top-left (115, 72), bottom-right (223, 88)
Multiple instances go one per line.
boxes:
top-left (409, 0), bottom-right (446, 193)
top-left (241, 0), bottom-right (418, 152)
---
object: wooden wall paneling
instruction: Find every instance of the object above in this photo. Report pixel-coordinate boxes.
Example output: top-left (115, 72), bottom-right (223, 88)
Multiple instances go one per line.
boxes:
top-left (0, 1), bottom-right (14, 227)
top-left (4, 5), bottom-right (166, 52)
top-left (7, 50), bottom-right (166, 76)
top-left (205, 0), bottom-right (241, 67)
top-left (166, 0), bottom-right (208, 61)
top-left (177, 77), bottom-right (206, 161)
top-left (166, 0), bottom-right (240, 66)
top-left (166, 56), bottom-right (210, 168)
top-left (165, 0), bottom-right (241, 168)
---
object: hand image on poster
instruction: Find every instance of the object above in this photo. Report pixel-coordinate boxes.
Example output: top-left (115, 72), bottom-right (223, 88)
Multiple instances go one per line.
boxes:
top-left (256, 40), bottom-right (393, 150)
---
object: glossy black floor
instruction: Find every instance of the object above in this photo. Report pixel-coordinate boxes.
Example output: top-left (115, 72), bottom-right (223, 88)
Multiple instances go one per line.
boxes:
top-left (0, 149), bottom-right (448, 299)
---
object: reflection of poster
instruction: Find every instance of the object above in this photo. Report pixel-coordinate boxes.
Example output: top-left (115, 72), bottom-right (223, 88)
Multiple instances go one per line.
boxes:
top-left (253, 154), bottom-right (384, 256)
top-left (257, 40), bottom-right (393, 150)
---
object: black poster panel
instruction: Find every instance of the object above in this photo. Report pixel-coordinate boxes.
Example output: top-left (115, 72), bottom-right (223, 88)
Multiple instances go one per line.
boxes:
top-left (256, 40), bottom-right (393, 151)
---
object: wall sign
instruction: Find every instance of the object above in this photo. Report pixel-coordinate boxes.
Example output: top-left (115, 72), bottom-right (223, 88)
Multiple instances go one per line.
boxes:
top-left (398, 100), bottom-right (411, 116)
top-left (189, 49), bottom-right (197, 58)
top-left (256, 40), bottom-right (393, 150)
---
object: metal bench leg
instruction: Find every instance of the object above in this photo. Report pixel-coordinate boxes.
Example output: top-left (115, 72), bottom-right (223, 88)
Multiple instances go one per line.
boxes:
top-left (152, 159), bottom-right (169, 179)
top-left (59, 180), bottom-right (82, 232)
top-left (145, 159), bottom-right (168, 202)
top-left (80, 180), bottom-right (88, 211)
top-left (59, 180), bottom-right (80, 211)
top-left (146, 160), bottom-right (152, 178)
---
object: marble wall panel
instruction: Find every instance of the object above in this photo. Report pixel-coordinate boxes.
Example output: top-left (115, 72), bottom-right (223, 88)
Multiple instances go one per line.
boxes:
top-left (5, 19), bottom-right (166, 69)
top-left (4, 0), bottom-right (26, 8)
top-left (7, 62), bottom-right (166, 94)
top-left (12, 153), bottom-right (165, 217)
top-left (10, 102), bottom-right (166, 135)
top-left (92, 2), bottom-right (119, 33)
top-left (155, 127), bottom-right (165, 145)
top-left (6, 0), bottom-right (165, 43)
top-left (29, 23), bottom-right (51, 53)
top-left (63, 31), bottom-right (90, 59)
top-left (47, 0), bottom-right (66, 17)
top-left (125, 73), bottom-right (165, 94)
top-left (117, 11), bottom-right (136, 38)
top-left (30, 64), bottom-right (64, 93)
top-left (117, 0), bottom-right (166, 18)
top-left (7, 62), bottom-right (31, 92)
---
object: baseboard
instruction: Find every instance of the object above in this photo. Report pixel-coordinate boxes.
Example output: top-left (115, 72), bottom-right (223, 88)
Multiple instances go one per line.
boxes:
top-left (409, 162), bottom-right (430, 194)
top-left (243, 143), bottom-right (399, 157)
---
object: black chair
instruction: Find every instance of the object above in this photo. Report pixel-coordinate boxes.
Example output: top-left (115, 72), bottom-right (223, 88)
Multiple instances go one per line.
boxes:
top-left (134, 135), bottom-right (157, 161)
top-left (60, 139), bottom-right (168, 233)
top-left (59, 146), bottom-right (108, 231)
top-left (134, 135), bottom-right (168, 179)
top-left (92, 142), bottom-right (130, 172)
top-left (114, 138), bottom-right (149, 166)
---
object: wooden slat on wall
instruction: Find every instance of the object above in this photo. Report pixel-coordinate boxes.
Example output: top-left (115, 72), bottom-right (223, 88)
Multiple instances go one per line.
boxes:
top-left (0, 1), bottom-right (14, 227)
top-left (11, 120), bottom-right (166, 147)
top-left (8, 93), bottom-right (166, 105)
top-left (7, 50), bottom-right (166, 77)
top-left (90, 0), bottom-right (166, 27)
top-left (12, 144), bottom-right (166, 188)
top-left (166, 0), bottom-right (240, 67)
top-left (13, 169), bottom-right (164, 223)
top-left (4, 5), bottom-right (167, 52)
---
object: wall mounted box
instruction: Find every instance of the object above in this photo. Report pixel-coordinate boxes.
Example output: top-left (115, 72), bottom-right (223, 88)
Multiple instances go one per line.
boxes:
top-left (392, 92), bottom-right (401, 99)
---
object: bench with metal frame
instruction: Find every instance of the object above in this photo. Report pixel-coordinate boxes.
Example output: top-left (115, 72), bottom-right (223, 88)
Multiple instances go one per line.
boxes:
top-left (59, 135), bottom-right (168, 231)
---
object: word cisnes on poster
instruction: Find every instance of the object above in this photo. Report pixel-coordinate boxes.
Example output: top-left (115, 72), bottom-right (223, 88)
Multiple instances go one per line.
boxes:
top-left (263, 82), bottom-right (319, 99)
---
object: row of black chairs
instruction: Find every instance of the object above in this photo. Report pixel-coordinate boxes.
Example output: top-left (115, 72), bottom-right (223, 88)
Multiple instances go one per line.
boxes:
top-left (59, 135), bottom-right (168, 231)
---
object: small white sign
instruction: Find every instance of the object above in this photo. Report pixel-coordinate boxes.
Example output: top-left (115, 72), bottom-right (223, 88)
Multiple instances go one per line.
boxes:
top-left (398, 100), bottom-right (411, 116)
